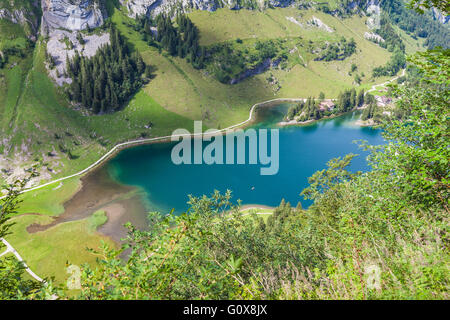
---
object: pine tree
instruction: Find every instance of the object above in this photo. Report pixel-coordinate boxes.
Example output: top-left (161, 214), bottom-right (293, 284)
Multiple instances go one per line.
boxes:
top-left (72, 80), bottom-right (81, 102)
top-left (319, 92), bottom-right (325, 101)
top-left (361, 105), bottom-right (370, 121)
top-left (350, 88), bottom-right (357, 107)
top-left (136, 54), bottom-right (145, 75)
top-left (357, 89), bottom-right (365, 107)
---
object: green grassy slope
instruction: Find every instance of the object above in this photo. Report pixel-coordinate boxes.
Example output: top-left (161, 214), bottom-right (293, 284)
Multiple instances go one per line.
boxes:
top-left (113, 6), bottom-right (399, 131)
top-left (0, 36), bottom-right (193, 186)
top-left (7, 213), bottom-right (117, 284)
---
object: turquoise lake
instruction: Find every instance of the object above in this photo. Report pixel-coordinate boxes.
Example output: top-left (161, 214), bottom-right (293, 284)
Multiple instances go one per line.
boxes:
top-left (106, 104), bottom-right (384, 214)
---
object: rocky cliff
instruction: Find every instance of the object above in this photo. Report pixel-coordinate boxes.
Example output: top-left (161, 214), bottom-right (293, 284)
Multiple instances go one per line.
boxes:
top-left (41, 1), bottom-right (110, 85)
top-left (0, 0), bottom-right (41, 39)
top-left (121, 0), bottom-right (295, 18)
top-left (41, 0), bottom-right (104, 34)
top-left (432, 7), bottom-right (449, 25)
top-left (120, 0), bottom-right (389, 19)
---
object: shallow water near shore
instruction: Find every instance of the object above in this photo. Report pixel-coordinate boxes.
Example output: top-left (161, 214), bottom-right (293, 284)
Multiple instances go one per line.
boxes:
top-left (27, 168), bottom-right (149, 243)
top-left (105, 104), bottom-right (384, 215)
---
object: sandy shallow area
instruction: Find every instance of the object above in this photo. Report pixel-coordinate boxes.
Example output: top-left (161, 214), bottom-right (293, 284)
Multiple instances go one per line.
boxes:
top-left (26, 166), bottom-right (149, 244)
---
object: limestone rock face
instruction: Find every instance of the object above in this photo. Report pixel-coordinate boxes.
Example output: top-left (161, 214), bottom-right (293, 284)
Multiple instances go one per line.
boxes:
top-left (0, 1), bottom-right (41, 39)
top-left (364, 31), bottom-right (384, 43)
top-left (121, 0), bottom-right (158, 17)
top-left (366, 0), bottom-right (381, 30)
top-left (122, 0), bottom-right (218, 17)
top-left (0, 9), bottom-right (28, 25)
top-left (269, 0), bottom-right (294, 8)
top-left (46, 30), bottom-right (110, 86)
top-left (41, 1), bottom-right (110, 85)
top-left (42, 0), bottom-right (104, 33)
top-left (309, 16), bottom-right (334, 33)
top-left (121, 0), bottom-right (295, 18)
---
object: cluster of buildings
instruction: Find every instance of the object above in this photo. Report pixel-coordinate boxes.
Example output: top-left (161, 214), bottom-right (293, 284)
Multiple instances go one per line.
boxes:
top-left (374, 95), bottom-right (393, 107)
top-left (318, 100), bottom-right (336, 112)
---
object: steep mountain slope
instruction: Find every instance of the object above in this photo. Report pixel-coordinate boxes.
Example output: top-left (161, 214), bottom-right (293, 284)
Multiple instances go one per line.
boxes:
top-left (0, 1), bottom-right (192, 188)
top-left (0, 0), bottom-right (440, 189)
top-left (121, 0), bottom-right (371, 18)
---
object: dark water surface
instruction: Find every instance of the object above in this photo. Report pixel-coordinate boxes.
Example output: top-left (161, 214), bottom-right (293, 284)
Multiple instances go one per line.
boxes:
top-left (106, 104), bottom-right (384, 214)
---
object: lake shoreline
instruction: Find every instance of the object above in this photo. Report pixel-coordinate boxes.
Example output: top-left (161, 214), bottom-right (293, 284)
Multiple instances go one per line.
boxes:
top-left (30, 102), bottom-right (291, 243)
top-left (277, 108), bottom-right (371, 127)
top-left (28, 102), bottom-right (380, 246)
top-left (0, 98), bottom-right (306, 199)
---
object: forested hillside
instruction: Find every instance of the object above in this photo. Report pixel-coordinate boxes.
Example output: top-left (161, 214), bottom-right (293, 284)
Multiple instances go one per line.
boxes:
top-left (67, 26), bottom-right (148, 113)
top-left (381, 0), bottom-right (450, 49)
